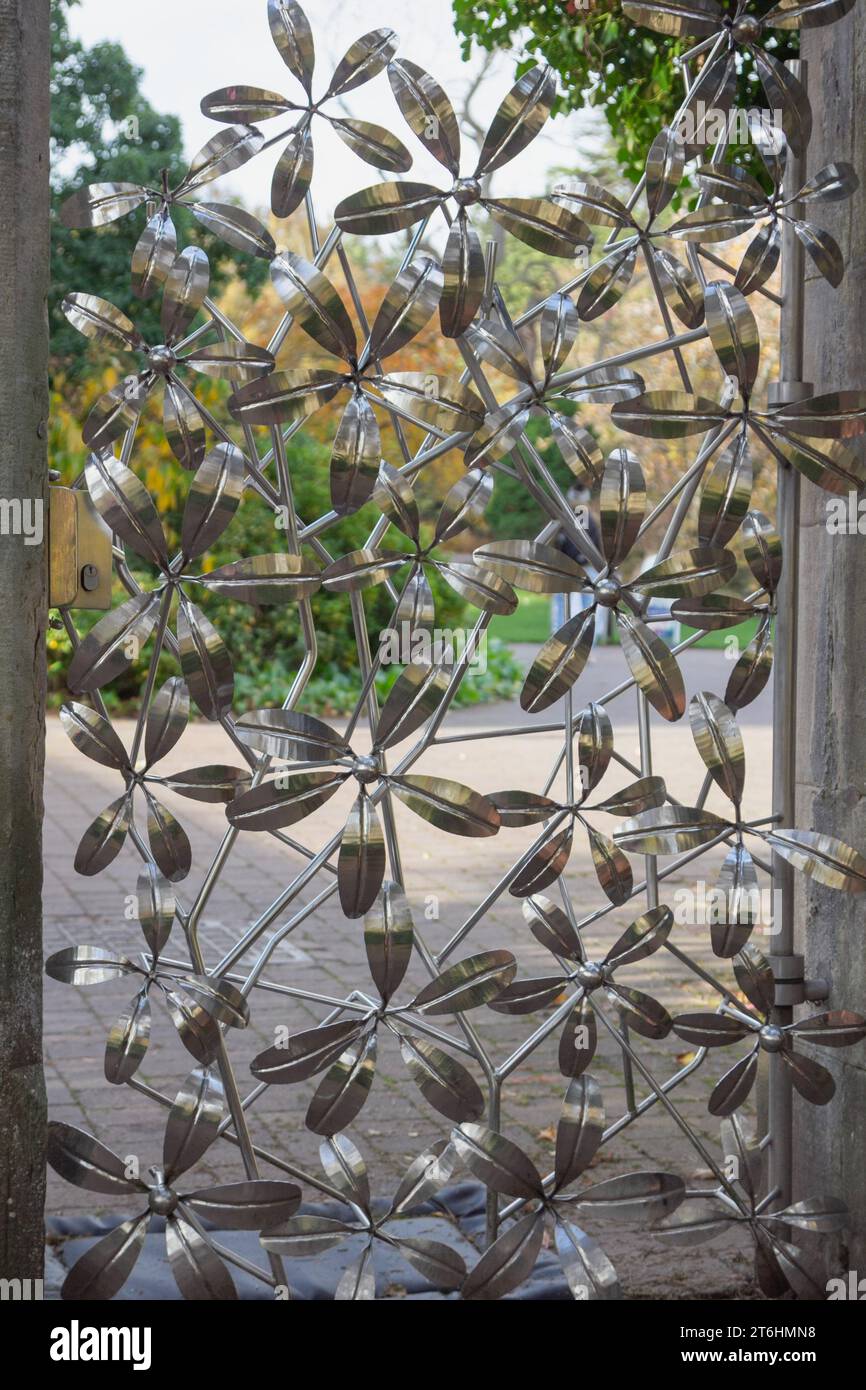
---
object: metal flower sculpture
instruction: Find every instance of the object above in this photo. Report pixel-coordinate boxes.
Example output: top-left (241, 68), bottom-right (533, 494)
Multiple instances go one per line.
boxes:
top-left (658, 1113), bottom-right (849, 1298)
top-left (478, 448), bottom-right (736, 716)
top-left (225, 662), bottom-right (501, 917)
top-left (201, 4), bottom-right (409, 218)
top-left (554, 127), bottom-right (706, 328)
top-left (62, 250), bottom-right (273, 465)
top-left (613, 279), bottom-right (866, 496)
top-left (622, 0), bottom-right (856, 156)
top-left (672, 943), bottom-right (866, 1114)
top-left (48, 1067), bottom-right (302, 1300)
top-left (451, 1077), bottom-right (685, 1300)
top-left (60, 677), bottom-right (249, 880)
top-left (59, 126), bottom-right (269, 296)
top-left (335, 60), bottom-right (591, 335)
top-left (45, 867), bottom-right (249, 1078)
top-left (491, 898), bottom-right (674, 1073)
top-left (672, 147), bottom-right (859, 293)
top-left (228, 254), bottom-right (484, 514)
top-left (47, 0), bottom-right (866, 1303)
top-left (323, 464), bottom-right (516, 633)
top-left (261, 1132), bottom-right (466, 1299)
top-left (250, 881), bottom-right (515, 1129)
top-left (488, 702), bottom-right (666, 902)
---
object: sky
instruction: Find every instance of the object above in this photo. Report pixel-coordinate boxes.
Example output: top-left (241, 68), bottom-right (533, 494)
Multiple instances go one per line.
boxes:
top-left (67, 0), bottom-right (603, 226)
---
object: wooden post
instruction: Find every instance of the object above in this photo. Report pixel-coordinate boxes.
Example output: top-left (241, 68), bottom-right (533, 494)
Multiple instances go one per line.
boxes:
top-left (0, 0), bottom-right (50, 1282)
top-left (796, 11), bottom-right (866, 1275)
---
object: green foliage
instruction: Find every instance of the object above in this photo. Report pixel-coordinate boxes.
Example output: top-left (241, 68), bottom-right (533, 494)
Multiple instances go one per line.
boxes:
top-left (451, 0), bottom-right (797, 189)
top-left (50, 0), bottom-right (267, 373)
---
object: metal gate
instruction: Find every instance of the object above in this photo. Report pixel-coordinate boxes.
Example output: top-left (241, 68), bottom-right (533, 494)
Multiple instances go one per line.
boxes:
top-left (46, 0), bottom-right (866, 1299)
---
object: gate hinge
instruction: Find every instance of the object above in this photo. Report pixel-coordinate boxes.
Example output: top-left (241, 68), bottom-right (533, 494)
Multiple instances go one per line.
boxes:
top-left (49, 486), bottom-right (112, 610)
top-left (769, 952), bottom-right (829, 1006)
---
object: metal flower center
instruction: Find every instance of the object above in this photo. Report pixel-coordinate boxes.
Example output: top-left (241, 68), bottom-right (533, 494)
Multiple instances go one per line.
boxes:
top-left (758, 1024), bottom-right (784, 1053)
top-left (732, 15), bottom-right (762, 42)
top-left (452, 177), bottom-right (482, 206)
top-left (148, 344), bottom-right (176, 373)
top-left (576, 961), bottom-right (606, 991)
top-left (148, 1182), bottom-right (178, 1215)
top-left (595, 577), bottom-right (621, 609)
top-left (352, 754), bottom-right (380, 785)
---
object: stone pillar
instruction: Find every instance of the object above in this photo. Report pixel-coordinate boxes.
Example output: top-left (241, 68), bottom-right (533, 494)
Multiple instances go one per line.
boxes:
top-left (794, 10), bottom-right (866, 1275)
top-left (0, 0), bottom-right (50, 1282)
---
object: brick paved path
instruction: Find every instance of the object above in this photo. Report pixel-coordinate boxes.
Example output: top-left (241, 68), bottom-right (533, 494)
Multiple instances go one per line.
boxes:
top-left (44, 648), bottom-right (774, 1297)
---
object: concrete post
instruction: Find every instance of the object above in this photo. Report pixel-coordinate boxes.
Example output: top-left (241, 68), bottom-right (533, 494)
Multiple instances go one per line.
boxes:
top-left (795, 11), bottom-right (866, 1276)
top-left (0, 0), bottom-right (50, 1282)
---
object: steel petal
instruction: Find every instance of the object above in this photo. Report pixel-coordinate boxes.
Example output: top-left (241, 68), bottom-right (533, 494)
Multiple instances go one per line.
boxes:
top-left (709, 1049), bottom-right (760, 1116)
top-left (766, 829), bottom-right (866, 892)
top-left (614, 805), bottom-right (729, 855)
top-left (540, 291), bottom-right (579, 378)
top-left (327, 27), bottom-right (397, 97)
top-left (612, 390), bottom-right (727, 439)
top-left (306, 1032), bottom-right (377, 1134)
top-left (191, 202), bottom-right (276, 260)
top-left (196, 552), bottom-right (320, 604)
top-left (271, 125), bottom-right (314, 218)
top-left (270, 251), bottom-right (356, 359)
top-left (320, 1133), bottom-right (370, 1211)
top-left (83, 377), bottom-right (149, 453)
top-left (588, 826), bottom-right (634, 905)
top-left (251, 1020), bottom-right (365, 1084)
top-left (183, 340), bottom-right (274, 383)
top-left (600, 447), bottom-right (645, 566)
top-left (180, 442), bottom-right (244, 562)
top-left (163, 1066), bottom-right (225, 1180)
top-left (453, 1123), bottom-right (544, 1198)
top-left (509, 824), bottom-right (573, 897)
top-left (782, 1048), bottom-right (836, 1105)
top-left (725, 614), bottom-right (773, 709)
top-left (577, 241), bottom-right (638, 321)
top-left (60, 1214), bottom-right (149, 1302)
top-left (652, 247), bottom-right (705, 329)
top-left (161, 247), bottom-right (209, 343)
top-left (389, 774), bottom-right (501, 837)
top-left (435, 468), bottom-right (493, 543)
top-left (335, 1246), bottom-right (376, 1301)
top-left (621, 0), bottom-right (722, 37)
top-left (364, 880), bottom-right (413, 1002)
top-left (184, 1180), bottom-right (301, 1230)
top-left (671, 593), bottom-right (753, 630)
top-left (400, 1034), bottom-right (484, 1123)
top-left (47, 1121), bottom-right (144, 1195)
top-left (554, 1219), bottom-right (621, 1300)
top-left (163, 378), bottom-right (206, 469)
top-left (138, 865), bottom-right (175, 958)
top-left (45, 943), bottom-right (138, 986)
top-left (373, 658), bottom-right (450, 750)
top-left (73, 793), bottom-right (131, 876)
top-left (366, 258), bottom-right (442, 364)
top-left (790, 1011), bottom-right (866, 1047)
top-left (227, 770), bottom-right (348, 832)
top-left (559, 996), bottom-right (598, 1077)
top-left (611, 983), bottom-right (672, 1038)
top-left (60, 181), bottom-right (146, 229)
top-left (462, 1211), bottom-right (545, 1300)
top-left (67, 590), bottom-right (160, 694)
top-left (440, 211), bottom-right (484, 338)
top-left (376, 370), bottom-right (484, 434)
top-left (735, 222), bottom-right (782, 295)
top-left (85, 449), bottom-right (166, 569)
top-left (177, 600), bottom-right (234, 720)
top-left (144, 676), bottom-right (188, 769)
top-left (711, 844), bottom-right (760, 957)
top-left (172, 975), bottom-right (249, 1028)
top-left (616, 610), bottom-right (686, 722)
top-left (734, 942), bottom-right (775, 1015)
top-left (437, 560), bottom-right (517, 616)
top-left (605, 905), bottom-right (673, 971)
top-left (699, 429), bottom-right (752, 547)
top-left (473, 539), bottom-right (587, 594)
top-left (476, 64), bottom-right (555, 176)
top-left (521, 607), bottom-right (597, 713)
top-left (489, 790), bottom-right (560, 828)
top-left (200, 84), bottom-right (295, 123)
top-left (176, 125), bottom-right (264, 196)
top-left (261, 1216), bottom-right (349, 1256)
top-left (753, 47), bottom-right (811, 160)
top-left (104, 992), bottom-right (151, 1084)
top-left (689, 691), bottom-right (745, 805)
top-left (331, 117), bottom-right (411, 173)
top-left (390, 1140), bottom-right (458, 1214)
top-left (61, 292), bottom-right (144, 351)
top-left (388, 59), bottom-right (460, 174)
top-left (59, 701), bottom-right (128, 771)
top-left (485, 196), bottom-right (592, 258)
top-left (549, 414), bottom-right (604, 488)
top-left (235, 708), bottom-right (349, 761)
top-left (166, 1211), bottom-right (237, 1299)
top-left (487, 976), bottom-right (567, 1014)
top-left (465, 318), bottom-right (532, 384)
top-left (411, 949), bottom-right (516, 1015)
top-left (704, 280), bottom-right (760, 397)
top-left (164, 987), bottom-right (222, 1064)
top-left (523, 893), bottom-right (583, 962)
top-left (645, 126), bottom-right (684, 219)
top-left (338, 793), bottom-right (386, 918)
top-left (393, 1235), bottom-right (466, 1289)
top-left (590, 775), bottom-right (666, 818)
top-left (335, 181), bottom-right (444, 236)
top-left (330, 392), bottom-right (380, 516)
top-left (268, 0), bottom-right (315, 94)
top-left (554, 1074), bottom-right (605, 1192)
top-left (572, 1170), bottom-right (685, 1224)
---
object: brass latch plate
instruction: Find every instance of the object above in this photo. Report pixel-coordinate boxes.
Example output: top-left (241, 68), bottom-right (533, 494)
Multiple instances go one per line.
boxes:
top-left (49, 486), bottom-right (112, 610)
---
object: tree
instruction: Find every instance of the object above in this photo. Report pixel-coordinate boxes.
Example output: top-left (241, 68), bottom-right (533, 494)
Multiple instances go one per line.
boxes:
top-left (50, 0), bottom-right (267, 371)
top-left (451, 1), bottom-right (798, 187)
